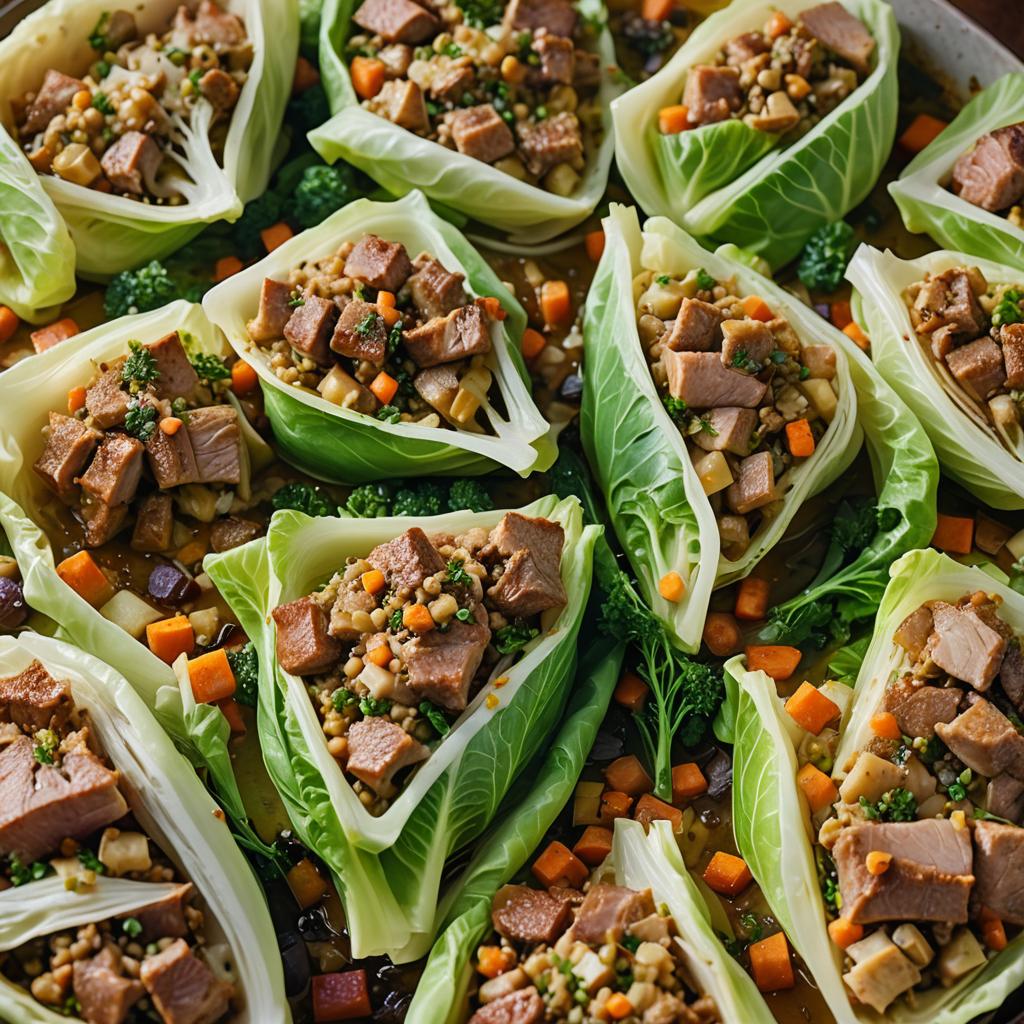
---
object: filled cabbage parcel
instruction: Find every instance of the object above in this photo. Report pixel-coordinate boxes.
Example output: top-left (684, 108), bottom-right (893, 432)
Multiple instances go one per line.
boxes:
top-left (848, 246), bottom-right (1024, 509)
top-left (582, 205), bottom-right (859, 650)
top-left (203, 190), bottom-right (553, 483)
top-left (0, 632), bottom-right (284, 1024)
top-left (611, 0), bottom-right (897, 269)
top-left (310, 0), bottom-right (620, 239)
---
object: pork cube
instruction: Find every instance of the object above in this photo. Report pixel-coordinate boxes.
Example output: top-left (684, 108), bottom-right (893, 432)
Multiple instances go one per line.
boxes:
top-left (186, 406), bottom-right (241, 485)
top-left (913, 267), bottom-right (987, 338)
top-left (720, 318), bottom-right (775, 369)
top-left (345, 715), bottom-right (429, 795)
top-left (799, 2), bottom-right (875, 74)
top-left (469, 990), bottom-right (545, 1024)
top-left (1000, 323), bottom-right (1024, 389)
top-left (725, 451), bottom-right (776, 515)
top-left (33, 412), bottom-right (101, 502)
top-left (952, 123), bottom-right (1024, 212)
top-left (344, 234), bottom-right (413, 293)
top-left (683, 65), bottom-right (742, 126)
top-left (146, 419), bottom-right (199, 490)
top-left (144, 331), bottom-right (200, 400)
top-left (488, 511), bottom-right (564, 563)
top-left (369, 527), bottom-right (446, 592)
top-left (449, 105), bottom-right (515, 164)
top-left (100, 131), bottom-right (161, 195)
top-left (378, 78), bottom-right (429, 131)
top-left (504, 0), bottom-right (577, 36)
top-left (892, 685), bottom-right (962, 738)
top-left (691, 406), bottom-right (758, 456)
top-left (431, 64), bottom-right (475, 103)
top-left (1001, 641), bottom-right (1024, 713)
top-left (986, 773), bottom-right (1024, 824)
top-left (571, 884), bottom-right (656, 944)
top-left (893, 604), bottom-right (934, 661)
top-left (516, 112), bottom-right (583, 177)
top-left (402, 303), bottom-right (491, 367)
top-left (934, 698), bottom-right (1024, 780)
top-left (408, 255), bottom-right (467, 319)
top-left (131, 493), bottom-right (175, 553)
top-left (85, 361), bottom-right (131, 429)
top-left (489, 548), bottom-right (566, 618)
top-left (81, 499), bottom-right (129, 548)
top-left (140, 938), bottom-right (233, 1024)
top-left (664, 298), bottom-right (724, 352)
top-left (352, 0), bottom-right (439, 43)
top-left (21, 69), bottom-right (87, 134)
top-left (80, 434), bottom-right (144, 507)
top-left (247, 278), bottom-right (293, 342)
top-left (405, 620), bottom-right (491, 711)
top-left (73, 952), bottom-right (144, 1024)
top-left (272, 596), bottom-right (342, 676)
top-left (210, 516), bottom-right (261, 553)
top-left (532, 31), bottom-right (574, 85)
top-left (945, 336), bottom-right (1006, 401)
top-left (133, 882), bottom-right (192, 942)
top-left (0, 660), bottom-right (69, 733)
top-left (491, 884), bottom-right (572, 944)
top-left (330, 299), bottom-right (388, 365)
top-left (198, 67), bottom-right (239, 110)
top-left (927, 600), bottom-right (1007, 690)
top-left (972, 820), bottom-right (1024, 925)
top-left (800, 344), bottom-right (837, 380)
top-left (284, 294), bottom-right (339, 366)
top-left (724, 31), bottom-right (771, 65)
top-left (662, 350), bottom-right (768, 407)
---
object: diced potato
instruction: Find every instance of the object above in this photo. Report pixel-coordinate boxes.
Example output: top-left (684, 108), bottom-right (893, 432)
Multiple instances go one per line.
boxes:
top-left (1007, 527), bottom-right (1024, 561)
top-left (892, 924), bottom-right (934, 967)
top-left (799, 378), bottom-right (838, 423)
top-left (625, 981), bottom-right (659, 1013)
top-left (680, 817), bottom-right (710, 869)
top-left (572, 950), bottom-right (613, 993)
top-left (692, 450), bottom-right (734, 496)
top-left (357, 662), bottom-right (396, 699)
top-left (543, 162), bottom-right (581, 197)
top-left (847, 929), bottom-right (896, 964)
top-left (99, 590), bottom-right (163, 639)
top-left (318, 365), bottom-right (364, 407)
top-left (637, 280), bottom-right (689, 320)
top-left (628, 914), bottom-right (670, 944)
top-left (450, 387), bottom-right (482, 425)
top-left (937, 928), bottom-right (986, 986)
top-left (98, 829), bottom-right (151, 876)
top-left (916, 793), bottom-right (946, 818)
top-left (188, 608), bottom-right (220, 646)
top-left (479, 968), bottom-right (528, 1004)
top-left (52, 143), bottom-right (101, 186)
top-left (843, 944), bottom-right (920, 1014)
top-left (175, 484), bottom-right (219, 523)
top-left (572, 780), bottom-right (604, 827)
top-left (838, 751), bottom-right (906, 805)
top-left (902, 754), bottom-right (937, 804)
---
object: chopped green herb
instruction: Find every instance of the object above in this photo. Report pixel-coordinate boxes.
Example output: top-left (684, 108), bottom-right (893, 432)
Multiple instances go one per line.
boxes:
top-left (359, 695), bottom-right (392, 717)
top-left (88, 12), bottom-right (111, 49)
top-left (272, 482), bottom-right (336, 518)
top-left (859, 787), bottom-right (916, 822)
top-left (418, 700), bottom-right (451, 736)
top-left (494, 622), bottom-right (539, 654)
top-left (695, 268), bottom-right (716, 291)
top-left (389, 608), bottom-right (404, 632)
top-left (78, 848), bottom-right (106, 874)
top-left (355, 312), bottom-right (383, 336)
top-left (8, 854), bottom-right (49, 886)
top-left (655, 274), bottom-right (670, 286)
top-left (799, 365), bottom-right (811, 380)
top-left (122, 917), bottom-right (143, 937)
top-left (377, 404), bottom-right (401, 424)
top-left (33, 729), bottom-right (58, 765)
top-left (91, 92), bottom-right (114, 115)
top-left (188, 68), bottom-right (203, 89)
top-left (698, 416), bottom-right (719, 437)
top-left (992, 288), bottom-right (1024, 327)
top-left (122, 340), bottom-right (159, 391)
top-left (124, 401), bottom-right (158, 442)
top-left (331, 687), bottom-right (359, 712)
top-left (446, 560), bottom-right (471, 586)
top-left (189, 351), bottom-right (230, 384)
top-left (661, 395), bottom-right (687, 423)
top-left (227, 643), bottom-right (259, 708)
top-left (442, 42), bottom-right (463, 57)
top-left (388, 319), bottom-right (403, 354)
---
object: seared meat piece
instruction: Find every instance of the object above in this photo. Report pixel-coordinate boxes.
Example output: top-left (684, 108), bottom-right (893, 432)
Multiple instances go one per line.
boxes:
top-left (247, 278), bottom-right (293, 342)
top-left (532, 31), bottom-right (574, 85)
top-left (799, 2), bottom-right (875, 74)
top-left (894, 604), bottom-right (934, 662)
top-left (145, 331), bottom-right (200, 400)
top-left (133, 882), bottom-right (192, 942)
top-left (352, 0), bottom-right (439, 44)
top-left (73, 948), bottom-right (145, 1024)
top-left (431, 64), bottom-right (475, 103)
top-left (469, 989), bottom-right (545, 1024)
top-left (198, 67), bottom-right (239, 110)
top-left (726, 451), bottom-right (776, 515)
top-left (172, 0), bottom-right (246, 46)
top-left (492, 884), bottom-right (572, 944)
top-left (186, 406), bottom-right (241, 485)
top-left (209, 516), bottom-right (261, 552)
top-left (504, 0), bottom-right (577, 38)
top-left (405, 618), bottom-right (490, 711)
top-left (926, 600), bottom-right (1007, 690)
top-left (1000, 641), bottom-right (1024, 713)
top-left (662, 350), bottom-right (768, 408)
top-left (408, 256), bottom-right (467, 319)
top-left (345, 715), bottom-right (429, 795)
top-left (344, 234), bottom-right (413, 293)
top-left (720, 318), bottom-right (774, 368)
top-left (101, 131), bottom-right (162, 195)
top-left (414, 365), bottom-right (460, 419)
top-left (403, 303), bottom-right (491, 367)
top-left (81, 498), bottom-right (129, 548)
top-left (912, 267), bottom-right (987, 342)
top-left (935, 698), bottom-right (1024, 779)
top-left (85, 361), bottom-right (131, 430)
top-left (692, 407), bottom-right (757, 457)
top-left (146, 420), bottom-right (199, 489)
top-left (330, 299), bottom-right (388, 365)
top-left (449, 105), bottom-right (516, 164)
top-left (369, 527), bottom-right (445, 592)
top-left (21, 69), bottom-right (87, 134)
top-left (664, 298), bottom-right (723, 352)
top-left (80, 434), bottom-right (144, 507)
top-left (272, 596), bottom-right (342, 676)
top-left (801, 344), bottom-right (837, 380)
top-left (724, 31), bottom-right (771, 65)
top-left (488, 512), bottom-right (564, 565)
top-left (891, 685), bottom-right (962, 738)
top-left (683, 65), bottom-right (742, 126)
top-left (131, 493), bottom-right (174, 553)
top-left (1000, 323), bottom-right (1024, 389)
top-left (516, 112), bottom-right (583, 177)
top-left (33, 412), bottom-right (101, 502)
top-left (140, 938), bottom-right (233, 1024)
top-left (0, 660), bottom-right (69, 732)
top-left (952, 123), bottom-right (1024, 212)
top-left (378, 78), bottom-right (429, 131)
top-left (571, 884), bottom-right (656, 944)
top-left (972, 820), bottom-right (1024, 925)
top-left (284, 294), bottom-right (340, 366)
top-left (945, 336), bottom-right (1006, 402)
top-left (986, 773), bottom-right (1024, 823)
top-left (489, 547), bottom-right (566, 618)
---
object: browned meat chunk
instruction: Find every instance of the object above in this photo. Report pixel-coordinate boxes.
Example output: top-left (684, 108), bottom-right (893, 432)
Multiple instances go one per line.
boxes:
top-left (952, 123), bottom-right (1024, 212)
top-left (945, 336), bottom-right (1006, 401)
top-left (894, 604), bottom-right (934, 661)
top-left (720, 318), bottom-right (774, 369)
top-left (683, 65), bottom-right (742, 127)
top-left (198, 67), bottom-right (239, 110)
top-left (414, 365), bottom-right (460, 418)
top-left (572, 884), bottom-right (656, 944)
top-left (80, 434), bottom-right (144, 507)
top-left (449, 105), bottom-right (515, 164)
top-left (431, 64), bottom-right (475, 103)
top-left (21, 69), bottom-right (87, 134)
top-left (352, 0), bottom-right (438, 43)
top-left (272, 596), bottom-right (342, 676)
top-left (0, 660), bottom-right (69, 733)
top-left (186, 406), bottom-right (241, 485)
top-left (488, 512), bottom-right (565, 564)
top-left (330, 299), bottom-right (387, 365)
top-left (489, 548), bottom-right (565, 618)
top-left (33, 412), bottom-right (101, 502)
top-left (532, 31), bottom-right (574, 85)
top-left (131, 493), bottom-right (174, 553)
top-left (146, 419), bottom-right (199, 490)
top-left (892, 685), bottom-right (962, 738)
top-left (133, 883), bottom-right (192, 943)
top-left (101, 131), bottom-right (162, 195)
top-left (801, 344), bottom-right (837, 380)
top-left (247, 278), bottom-right (293, 342)
top-left (284, 294), bottom-right (339, 366)
top-left (691, 406), bottom-right (758, 457)
top-left (662, 350), bottom-right (768, 408)
top-left (344, 234), bottom-right (413, 293)
top-left (927, 601), bottom-right (1007, 690)
top-left (935, 698), bottom-right (1024, 780)
top-left (986, 773), bottom-right (1024, 823)
top-left (379, 43), bottom-right (414, 77)
top-left (403, 303), bottom-right (491, 367)
top-left (505, 0), bottom-right (576, 35)
top-left (145, 331), bottom-right (200, 400)
top-left (378, 78), bottom-right (429, 131)
top-left (408, 256), bottom-right (467, 319)
top-left (726, 451), bottom-right (776, 515)
top-left (73, 948), bottom-right (144, 1024)
top-left (140, 938), bottom-right (233, 1024)
top-left (491, 884), bottom-right (572, 944)
top-left (912, 268), bottom-right (987, 342)
top-left (346, 715), bottom-right (429, 795)
top-left (1000, 641), bottom-right (1024, 713)
top-left (469, 989), bottom-right (545, 1024)
top-left (405, 619), bottom-right (490, 711)
top-left (1000, 323), bottom-right (1024, 389)
top-left (833, 819), bottom-right (973, 925)
top-left (81, 499), bottom-right (129, 548)
top-left (664, 298), bottom-right (723, 352)
top-left (800, 2), bottom-right (875, 74)
top-left (209, 516), bottom-right (261, 553)
top-left (516, 112), bottom-right (583, 177)
top-left (0, 733), bottom-right (127, 861)
top-left (85, 361), bottom-right (131, 430)
top-left (725, 31), bottom-right (771, 65)
top-left (369, 527), bottom-right (446, 592)
top-left (173, 0), bottom-right (246, 47)
top-left (973, 820), bottom-right (1024, 925)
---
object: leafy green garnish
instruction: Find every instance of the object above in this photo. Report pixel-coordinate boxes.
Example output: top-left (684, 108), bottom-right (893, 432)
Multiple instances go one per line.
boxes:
top-left (418, 701), bottom-right (451, 736)
top-left (78, 848), bottom-right (106, 874)
top-left (797, 221), bottom-right (856, 293)
top-left (446, 560), bottom-right (471, 586)
top-left (105, 263), bottom-right (180, 319)
top-left (494, 622), bottom-right (540, 654)
top-left (33, 728), bottom-right (58, 765)
top-left (377, 405), bottom-right (401, 423)
top-left (992, 288), bottom-right (1024, 327)
top-left (122, 917), bottom-right (143, 937)
top-left (859, 787), bottom-right (916, 822)
top-left (661, 395), bottom-right (687, 423)
top-left (453, 0), bottom-right (503, 27)
top-left (388, 319), bottom-right (404, 354)
top-left (695, 268), bottom-right (716, 291)
top-left (332, 687), bottom-right (359, 712)
top-left (227, 643), bottom-right (259, 708)
top-left (655, 274), bottom-right (671, 286)
top-left (272, 482), bottom-right (336, 518)
top-left (392, 482), bottom-right (446, 517)
top-left (124, 401), bottom-right (158, 442)
top-left (8, 854), bottom-right (49, 886)
top-left (189, 352), bottom-right (230, 384)
top-left (122, 340), bottom-right (159, 390)
top-left (355, 312), bottom-right (382, 336)
top-left (359, 695), bottom-right (392, 717)
top-left (389, 608), bottom-right (404, 632)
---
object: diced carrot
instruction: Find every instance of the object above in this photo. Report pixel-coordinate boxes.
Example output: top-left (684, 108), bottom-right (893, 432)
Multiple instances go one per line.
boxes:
top-left (365, 644), bottom-right (392, 668)
top-left (842, 321), bottom-right (869, 350)
top-left (230, 359), bottom-right (259, 396)
top-left (599, 790), bottom-right (633, 825)
top-left (261, 221), bottom-right (293, 253)
top-left (796, 762), bottom-right (837, 812)
top-left (402, 603), bottom-right (434, 634)
top-left (312, 970), bottom-right (371, 1023)
top-left (287, 857), bottom-right (328, 909)
top-left (176, 540), bottom-right (208, 567)
top-left (658, 104), bottom-right (690, 134)
top-left (532, 840), bottom-right (588, 889)
top-left (369, 371), bottom-right (398, 405)
top-left (521, 327), bottom-right (546, 359)
top-left (159, 416), bottom-right (182, 435)
top-left (747, 645), bottom-right (803, 683)
top-left (217, 697), bottom-right (247, 735)
top-left (981, 910), bottom-right (1008, 952)
top-left (749, 932), bottom-right (795, 992)
top-left (584, 230), bottom-right (606, 262)
top-left (67, 385), bottom-right (87, 413)
top-left (734, 577), bottom-right (770, 621)
top-left (898, 113), bottom-right (947, 154)
top-left (478, 295), bottom-right (507, 320)
top-left (476, 946), bottom-right (514, 979)
top-left (641, 0), bottom-right (672, 20)
top-left (702, 611), bottom-right (742, 656)
top-left (604, 754), bottom-right (653, 797)
top-left (292, 55), bottom-right (320, 95)
top-left (658, 570), bottom-right (685, 602)
top-left (766, 11), bottom-right (792, 38)
top-left (540, 280), bottom-right (572, 328)
top-left (827, 917), bottom-right (864, 949)
top-left (375, 290), bottom-right (402, 326)
top-left (742, 295), bottom-right (773, 322)
top-left (785, 418), bottom-right (815, 458)
top-left (613, 670), bottom-right (649, 712)
top-left (931, 513), bottom-right (974, 555)
top-left (146, 614), bottom-right (195, 664)
top-left (187, 648), bottom-right (237, 704)
top-left (213, 256), bottom-right (243, 282)
top-left (30, 318), bottom-right (78, 353)
top-left (350, 55), bottom-right (386, 100)
top-left (671, 762), bottom-right (708, 803)
top-left (829, 300), bottom-right (853, 330)
top-left (869, 711), bottom-right (902, 741)
top-left (56, 550), bottom-right (114, 607)
top-left (865, 850), bottom-right (892, 875)
top-left (634, 793), bottom-right (683, 831)
top-left (572, 825), bottom-right (613, 866)
top-left (784, 681), bottom-right (840, 733)
top-left (702, 850), bottom-right (752, 896)
top-left (361, 569), bottom-right (385, 594)
top-left (605, 992), bottom-right (633, 1020)
top-left (0, 306), bottom-right (19, 344)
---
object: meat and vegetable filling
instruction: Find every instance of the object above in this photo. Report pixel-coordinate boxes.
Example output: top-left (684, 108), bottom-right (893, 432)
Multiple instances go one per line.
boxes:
top-left (906, 264), bottom-right (1024, 456)
top-left (272, 512), bottom-right (566, 814)
top-left (635, 267), bottom-right (839, 559)
top-left (12, 2), bottom-right (250, 201)
top-left (951, 122), bottom-right (1024, 220)
top-left (468, 881), bottom-right (719, 1024)
top-left (345, 0), bottom-right (603, 195)
top-left (0, 660), bottom-right (235, 1024)
top-left (247, 232), bottom-right (508, 432)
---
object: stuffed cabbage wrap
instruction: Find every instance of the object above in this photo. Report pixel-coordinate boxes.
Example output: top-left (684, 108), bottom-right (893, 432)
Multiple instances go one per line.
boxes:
top-left (310, 0), bottom-right (621, 240)
top-left (0, 0), bottom-right (296, 306)
top-left (612, 0), bottom-right (898, 269)
top-left (847, 245), bottom-right (1024, 509)
top-left (203, 190), bottom-right (554, 482)
top-left (0, 631), bottom-right (285, 1023)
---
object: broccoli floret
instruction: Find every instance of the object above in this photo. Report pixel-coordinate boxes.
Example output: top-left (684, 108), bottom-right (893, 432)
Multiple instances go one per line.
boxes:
top-left (233, 192), bottom-right (284, 259)
top-left (292, 164), bottom-right (362, 229)
top-left (226, 643), bottom-right (259, 708)
top-left (797, 221), bottom-right (856, 293)
top-left (447, 478), bottom-right (493, 513)
top-left (271, 482), bottom-right (337, 517)
top-left (104, 261), bottom-right (179, 318)
top-left (392, 481), bottom-right (447, 517)
top-left (288, 84), bottom-right (330, 136)
top-left (345, 483), bottom-right (391, 517)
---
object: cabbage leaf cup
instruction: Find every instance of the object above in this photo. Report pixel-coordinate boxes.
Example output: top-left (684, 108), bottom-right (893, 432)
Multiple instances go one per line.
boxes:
top-left (0, 631), bottom-right (286, 1024)
top-left (0, 0), bottom-right (297, 317)
top-left (203, 190), bottom-right (554, 482)
top-left (612, 0), bottom-right (899, 269)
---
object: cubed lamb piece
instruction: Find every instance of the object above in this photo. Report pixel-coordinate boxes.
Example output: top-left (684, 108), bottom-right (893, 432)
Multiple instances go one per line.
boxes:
top-left (926, 601), bottom-right (1007, 691)
top-left (431, 64), bottom-right (475, 103)
top-left (691, 406), bottom-right (758, 456)
top-left (343, 234), bottom-right (413, 293)
top-left (972, 820), bottom-right (1024, 925)
top-left (832, 819), bottom-right (973, 925)
top-left (799, 2), bottom-right (875, 74)
top-left (144, 331), bottom-right (200, 400)
top-left (330, 299), bottom-right (388, 365)
top-left (893, 604), bottom-right (933, 661)
top-left (491, 884), bottom-right (572, 944)
top-left (1000, 641), bottom-right (1024, 713)
top-left (488, 511), bottom-right (564, 564)
top-left (402, 303), bottom-right (491, 367)
top-left (139, 938), bottom-right (233, 1024)
top-left (408, 255), bottom-right (467, 319)
top-left (133, 882), bottom-right (193, 942)
top-left (720, 318), bottom-right (774, 368)
top-left (945, 336), bottom-right (1006, 402)
top-left (368, 527), bottom-right (446, 592)
top-left (0, 733), bottom-right (127, 861)
top-left (81, 499), bottom-right (129, 548)
top-left (73, 951), bottom-right (144, 1024)
top-left (986, 774), bottom-right (1024, 823)
top-left (131, 493), bottom-right (174, 553)
top-left (0, 660), bottom-right (69, 733)
top-left (33, 412), bottom-right (101, 502)
top-left (272, 597), bottom-right (341, 676)
top-left (209, 516), bottom-right (261, 552)
top-left (414, 365), bottom-right (460, 419)
top-left (664, 298), bottom-right (724, 352)
top-left (186, 406), bottom-right (241, 485)
top-left (352, 0), bottom-right (438, 43)
top-left (801, 344), bottom-right (837, 380)
top-left (198, 67), bottom-right (239, 110)
top-left (284, 294), bottom-right (339, 366)
top-left (912, 268), bottom-right (987, 340)
top-left (516, 112), bottom-right (583, 177)
top-left (489, 548), bottom-right (566, 618)
top-left (683, 65), bottom-right (742, 126)
top-left (724, 31), bottom-right (771, 65)
top-left (449, 105), bottom-right (515, 164)
top-left (21, 69), bottom-right (87, 134)
top-left (405, 620), bottom-right (491, 711)
top-left (571, 884), bottom-right (656, 944)
top-left (661, 350), bottom-right (768, 407)
top-left (85, 361), bottom-right (131, 429)
top-left (80, 434), bottom-right (144, 507)
top-left (379, 43), bottom-right (414, 77)
top-left (892, 685), bottom-right (962, 738)
top-left (345, 715), bottom-right (429, 795)
top-left (172, 0), bottom-right (247, 47)
top-left (101, 131), bottom-right (162, 195)
top-left (504, 0), bottom-right (577, 38)
top-left (469, 990), bottom-right (545, 1024)
top-left (952, 123), bottom-right (1024, 212)
top-left (726, 451), bottom-right (776, 515)
top-left (247, 278), bottom-right (294, 342)
top-left (146, 419), bottom-right (200, 489)
top-left (1000, 323), bottom-right (1024, 389)
top-left (378, 78), bottom-right (429, 131)
top-left (935, 698), bottom-right (1024, 780)
top-left (532, 31), bottom-right (575, 85)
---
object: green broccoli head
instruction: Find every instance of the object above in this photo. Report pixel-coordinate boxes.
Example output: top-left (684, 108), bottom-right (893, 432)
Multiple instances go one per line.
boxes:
top-left (345, 483), bottom-right (392, 517)
top-left (447, 478), bottom-right (493, 513)
top-left (288, 85), bottom-right (330, 136)
top-left (233, 192), bottom-right (284, 259)
top-left (271, 481), bottom-right (336, 517)
top-left (104, 261), bottom-right (179, 318)
top-left (392, 481), bottom-right (448, 517)
top-left (797, 221), bottom-right (856, 294)
top-left (226, 643), bottom-right (259, 708)
top-left (292, 164), bottom-right (361, 229)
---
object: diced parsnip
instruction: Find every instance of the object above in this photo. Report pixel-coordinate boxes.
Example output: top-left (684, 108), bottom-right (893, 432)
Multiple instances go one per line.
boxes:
top-left (937, 928), bottom-right (986, 986)
top-left (188, 607), bottom-right (220, 646)
top-left (692, 450), bottom-right (734, 496)
top-left (357, 662), bottom-right (395, 699)
top-left (99, 590), bottom-right (163, 639)
top-left (679, 816), bottom-right (710, 869)
top-left (847, 929), bottom-right (896, 964)
top-left (318, 365), bottom-right (365, 407)
top-left (572, 950), bottom-right (613, 994)
top-left (543, 161), bottom-right (580, 197)
top-left (916, 793), bottom-right (946, 818)
top-left (572, 780), bottom-right (604, 826)
top-left (637, 279), bottom-right (690, 319)
top-left (901, 755), bottom-right (937, 804)
top-left (450, 387), bottom-right (482, 426)
top-left (0, 556), bottom-right (18, 579)
top-left (843, 944), bottom-right (920, 1014)
top-left (460, 365), bottom-right (492, 400)
top-left (892, 924), bottom-right (934, 967)
top-left (175, 484), bottom-right (219, 523)
top-left (838, 751), bottom-right (907, 805)
top-left (817, 680), bottom-right (853, 720)
top-left (799, 378), bottom-right (837, 423)
top-left (1007, 527), bottom-right (1024, 561)
top-left (98, 829), bottom-right (151, 876)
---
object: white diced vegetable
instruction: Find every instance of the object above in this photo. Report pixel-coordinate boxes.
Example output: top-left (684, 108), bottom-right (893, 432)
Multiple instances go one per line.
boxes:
top-left (937, 928), bottom-right (986, 985)
top-left (680, 817), bottom-right (710, 869)
top-left (692, 450), bottom-right (734, 496)
top-left (838, 750), bottom-right (906, 805)
top-left (99, 590), bottom-right (163, 639)
top-left (799, 378), bottom-right (838, 423)
top-left (357, 662), bottom-right (395, 700)
top-left (188, 608), bottom-right (220, 646)
top-left (1007, 527), bottom-right (1024, 561)
top-left (572, 950), bottom-right (613, 993)
top-left (818, 680), bottom-right (853, 719)
top-left (892, 924), bottom-right (934, 967)
top-left (843, 944), bottom-right (920, 1014)
top-left (98, 829), bottom-right (151, 876)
